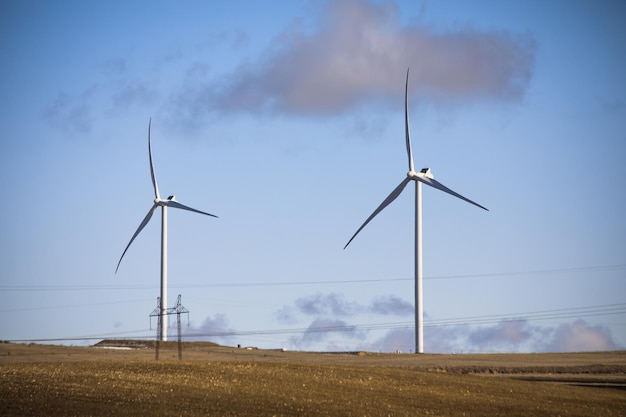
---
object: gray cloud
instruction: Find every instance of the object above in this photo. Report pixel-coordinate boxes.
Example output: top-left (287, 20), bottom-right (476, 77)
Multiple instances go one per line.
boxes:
top-left (370, 328), bottom-right (414, 353)
top-left (43, 89), bottom-right (95, 134)
top-left (370, 319), bottom-right (620, 353)
top-left (369, 295), bottom-right (414, 315)
top-left (110, 81), bottom-right (159, 111)
top-left (295, 292), bottom-right (360, 317)
top-left (98, 57), bottom-right (128, 76)
top-left (192, 0), bottom-right (535, 118)
top-left (276, 292), bottom-right (413, 323)
top-left (185, 313), bottom-right (238, 346)
top-left (598, 96), bottom-right (626, 116)
top-left (274, 305), bottom-right (298, 324)
top-left (289, 318), bottom-right (367, 349)
top-left (543, 319), bottom-right (617, 352)
top-left (44, 0), bottom-right (535, 135)
top-left (275, 292), bottom-right (621, 353)
top-left (277, 292), bottom-right (413, 350)
top-left (467, 319), bottom-right (542, 351)
top-left (43, 56), bottom-right (159, 133)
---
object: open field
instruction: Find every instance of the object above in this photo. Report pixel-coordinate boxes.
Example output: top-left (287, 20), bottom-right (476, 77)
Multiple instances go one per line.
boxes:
top-left (1, 342), bottom-right (625, 416)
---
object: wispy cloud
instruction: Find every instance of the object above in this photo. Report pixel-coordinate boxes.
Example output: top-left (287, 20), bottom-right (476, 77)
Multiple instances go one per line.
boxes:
top-left (186, 0), bottom-right (535, 118)
top-left (43, 89), bottom-right (96, 134)
top-left (110, 81), bottom-right (159, 112)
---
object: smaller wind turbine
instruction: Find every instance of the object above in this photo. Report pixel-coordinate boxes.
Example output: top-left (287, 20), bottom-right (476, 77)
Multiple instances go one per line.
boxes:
top-left (116, 119), bottom-right (218, 341)
top-left (344, 68), bottom-right (488, 354)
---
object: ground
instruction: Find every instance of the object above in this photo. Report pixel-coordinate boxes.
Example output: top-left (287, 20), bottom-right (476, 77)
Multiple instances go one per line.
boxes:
top-left (1, 341), bottom-right (624, 416)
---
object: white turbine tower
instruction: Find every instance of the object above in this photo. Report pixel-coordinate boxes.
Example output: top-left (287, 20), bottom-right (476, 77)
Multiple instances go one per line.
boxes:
top-left (344, 69), bottom-right (488, 354)
top-left (116, 119), bottom-right (218, 341)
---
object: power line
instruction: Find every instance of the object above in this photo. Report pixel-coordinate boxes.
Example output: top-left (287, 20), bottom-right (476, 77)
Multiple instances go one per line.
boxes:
top-left (7, 329), bottom-right (155, 343)
top-left (0, 298), bottom-right (151, 313)
top-left (9, 302), bottom-right (626, 344)
top-left (1, 264), bottom-right (624, 292)
top-left (426, 303), bottom-right (626, 327)
top-left (186, 303), bottom-right (626, 337)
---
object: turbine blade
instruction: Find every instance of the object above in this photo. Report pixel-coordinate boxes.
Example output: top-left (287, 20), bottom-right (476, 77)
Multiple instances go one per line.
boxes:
top-left (417, 176), bottom-right (489, 211)
top-left (115, 204), bottom-right (158, 273)
top-left (164, 200), bottom-right (218, 218)
top-left (344, 177), bottom-right (411, 249)
top-left (405, 68), bottom-right (415, 173)
top-left (148, 118), bottom-right (160, 200)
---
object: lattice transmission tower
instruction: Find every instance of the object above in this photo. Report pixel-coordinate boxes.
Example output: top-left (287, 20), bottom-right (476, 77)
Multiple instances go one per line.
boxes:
top-left (150, 294), bottom-right (190, 360)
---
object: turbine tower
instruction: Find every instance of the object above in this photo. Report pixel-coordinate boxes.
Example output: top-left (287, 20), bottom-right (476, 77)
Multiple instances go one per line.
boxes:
top-left (344, 69), bottom-right (488, 354)
top-left (116, 119), bottom-right (218, 341)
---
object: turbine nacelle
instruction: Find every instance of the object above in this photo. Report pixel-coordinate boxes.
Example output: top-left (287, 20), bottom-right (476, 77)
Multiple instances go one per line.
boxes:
top-left (420, 168), bottom-right (433, 178)
top-left (155, 195), bottom-right (177, 205)
top-left (408, 168), bottom-right (434, 180)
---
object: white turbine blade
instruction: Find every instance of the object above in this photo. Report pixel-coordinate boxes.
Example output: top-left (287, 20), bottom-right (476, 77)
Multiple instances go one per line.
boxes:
top-left (417, 176), bottom-right (489, 211)
top-left (164, 200), bottom-right (218, 218)
top-left (148, 118), bottom-right (160, 200)
top-left (344, 177), bottom-right (411, 249)
top-left (405, 68), bottom-right (415, 173)
top-left (116, 203), bottom-right (158, 273)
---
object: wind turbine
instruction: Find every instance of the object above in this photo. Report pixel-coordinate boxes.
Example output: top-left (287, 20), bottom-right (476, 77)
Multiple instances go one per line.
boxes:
top-left (344, 69), bottom-right (488, 354)
top-left (116, 119), bottom-right (218, 341)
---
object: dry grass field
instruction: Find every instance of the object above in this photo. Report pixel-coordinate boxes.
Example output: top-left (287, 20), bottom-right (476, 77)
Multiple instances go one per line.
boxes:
top-left (1, 341), bottom-right (625, 416)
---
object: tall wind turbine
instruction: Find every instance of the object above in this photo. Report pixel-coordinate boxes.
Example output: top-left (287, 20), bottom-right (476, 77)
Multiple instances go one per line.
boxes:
top-left (116, 119), bottom-right (218, 341)
top-left (344, 69), bottom-right (488, 354)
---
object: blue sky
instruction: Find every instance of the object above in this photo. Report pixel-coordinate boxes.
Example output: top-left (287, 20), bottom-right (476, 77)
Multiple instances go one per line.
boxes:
top-left (1, 0), bottom-right (625, 353)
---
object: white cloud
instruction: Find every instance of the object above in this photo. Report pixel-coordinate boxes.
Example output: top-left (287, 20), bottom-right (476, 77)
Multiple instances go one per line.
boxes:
top-left (197, 0), bottom-right (535, 117)
top-left (43, 0), bottom-right (536, 134)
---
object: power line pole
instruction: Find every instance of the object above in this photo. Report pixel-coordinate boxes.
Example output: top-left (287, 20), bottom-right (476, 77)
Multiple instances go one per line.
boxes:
top-left (150, 297), bottom-right (162, 360)
top-left (150, 294), bottom-right (190, 360)
top-left (174, 294), bottom-right (189, 360)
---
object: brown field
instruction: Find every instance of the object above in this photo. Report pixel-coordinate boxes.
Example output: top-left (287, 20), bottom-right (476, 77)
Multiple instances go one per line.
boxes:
top-left (1, 341), bottom-right (625, 416)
